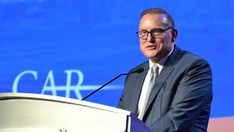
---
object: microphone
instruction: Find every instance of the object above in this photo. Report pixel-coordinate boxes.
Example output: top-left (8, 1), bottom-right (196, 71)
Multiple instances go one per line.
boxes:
top-left (81, 68), bottom-right (144, 100)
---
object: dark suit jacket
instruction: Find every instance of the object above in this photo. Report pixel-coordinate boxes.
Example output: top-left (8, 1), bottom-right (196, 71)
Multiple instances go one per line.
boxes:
top-left (118, 46), bottom-right (212, 132)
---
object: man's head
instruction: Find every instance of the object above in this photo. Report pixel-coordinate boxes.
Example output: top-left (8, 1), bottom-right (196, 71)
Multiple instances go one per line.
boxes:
top-left (137, 8), bottom-right (178, 63)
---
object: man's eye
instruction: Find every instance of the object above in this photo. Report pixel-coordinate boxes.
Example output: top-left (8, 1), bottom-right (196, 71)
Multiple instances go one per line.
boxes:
top-left (141, 31), bottom-right (148, 35)
top-left (152, 31), bottom-right (159, 34)
top-left (152, 29), bottom-right (163, 33)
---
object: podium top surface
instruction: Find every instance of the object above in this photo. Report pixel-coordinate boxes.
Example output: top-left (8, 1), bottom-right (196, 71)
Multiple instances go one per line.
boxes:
top-left (0, 92), bottom-right (130, 116)
top-left (0, 93), bottom-right (152, 132)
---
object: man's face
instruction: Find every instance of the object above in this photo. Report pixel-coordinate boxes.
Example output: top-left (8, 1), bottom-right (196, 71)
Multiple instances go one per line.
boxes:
top-left (139, 14), bottom-right (175, 63)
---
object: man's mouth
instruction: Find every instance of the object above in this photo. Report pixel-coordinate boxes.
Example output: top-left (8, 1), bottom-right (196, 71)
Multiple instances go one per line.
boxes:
top-left (146, 45), bottom-right (156, 50)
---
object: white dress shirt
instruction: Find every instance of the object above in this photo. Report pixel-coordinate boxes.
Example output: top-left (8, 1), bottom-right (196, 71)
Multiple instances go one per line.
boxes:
top-left (138, 47), bottom-right (174, 120)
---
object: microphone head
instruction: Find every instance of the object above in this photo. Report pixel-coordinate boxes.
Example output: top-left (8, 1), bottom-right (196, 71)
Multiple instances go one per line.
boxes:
top-left (126, 68), bottom-right (144, 75)
top-left (133, 68), bottom-right (144, 73)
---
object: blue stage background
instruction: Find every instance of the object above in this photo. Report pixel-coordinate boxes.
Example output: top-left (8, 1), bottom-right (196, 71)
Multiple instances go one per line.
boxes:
top-left (0, 0), bottom-right (234, 119)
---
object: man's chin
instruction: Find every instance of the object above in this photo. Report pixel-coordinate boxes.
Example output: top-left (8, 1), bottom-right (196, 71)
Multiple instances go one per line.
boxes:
top-left (146, 53), bottom-right (157, 59)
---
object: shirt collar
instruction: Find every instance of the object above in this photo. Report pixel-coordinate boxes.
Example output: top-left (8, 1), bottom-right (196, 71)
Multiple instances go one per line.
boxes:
top-left (149, 46), bottom-right (174, 70)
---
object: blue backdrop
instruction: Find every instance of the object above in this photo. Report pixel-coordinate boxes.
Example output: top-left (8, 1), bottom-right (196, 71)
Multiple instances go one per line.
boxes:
top-left (1, 0), bottom-right (234, 119)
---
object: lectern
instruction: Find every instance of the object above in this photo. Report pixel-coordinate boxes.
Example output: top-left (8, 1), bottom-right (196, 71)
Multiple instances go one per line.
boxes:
top-left (0, 93), bottom-right (151, 132)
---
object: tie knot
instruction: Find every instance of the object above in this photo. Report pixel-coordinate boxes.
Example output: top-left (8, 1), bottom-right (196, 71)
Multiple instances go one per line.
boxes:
top-left (151, 64), bottom-right (158, 73)
top-left (150, 64), bottom-right (159, 78)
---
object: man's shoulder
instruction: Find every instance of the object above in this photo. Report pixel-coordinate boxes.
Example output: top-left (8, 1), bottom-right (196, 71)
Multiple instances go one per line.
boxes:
top-left (172, 45), bottom-right (207, 62)
top-left (181, 50), bottom-right (209, 64)
top-left (173, 48), bottom-right (211, 71)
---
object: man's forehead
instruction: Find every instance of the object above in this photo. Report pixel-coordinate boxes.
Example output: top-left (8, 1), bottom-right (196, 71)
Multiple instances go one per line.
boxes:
top-left (140, 14), bottom-right (169, 27)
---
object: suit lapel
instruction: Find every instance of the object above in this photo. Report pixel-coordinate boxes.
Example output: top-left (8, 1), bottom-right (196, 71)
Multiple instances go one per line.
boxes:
top-left (143, 46), bottom-right (183, 118)
top-left (129, 63), bottom-right (149, 115)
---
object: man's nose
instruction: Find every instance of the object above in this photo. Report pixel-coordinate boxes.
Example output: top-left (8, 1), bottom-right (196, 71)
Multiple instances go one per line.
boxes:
top-left (147, 33), bottom-right (155, 43)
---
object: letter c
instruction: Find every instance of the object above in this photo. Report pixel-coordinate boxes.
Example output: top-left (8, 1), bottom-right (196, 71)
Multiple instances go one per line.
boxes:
top-left (12, 70), bottom-right (37, 93)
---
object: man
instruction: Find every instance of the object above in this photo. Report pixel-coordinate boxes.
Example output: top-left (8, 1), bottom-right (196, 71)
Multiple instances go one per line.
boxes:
top-left (118, 8), bottom-right (212, 132)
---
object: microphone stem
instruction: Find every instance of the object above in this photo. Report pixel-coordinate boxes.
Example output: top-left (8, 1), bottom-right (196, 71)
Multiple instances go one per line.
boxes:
top-left (81, 73), bottom-right (126, 100)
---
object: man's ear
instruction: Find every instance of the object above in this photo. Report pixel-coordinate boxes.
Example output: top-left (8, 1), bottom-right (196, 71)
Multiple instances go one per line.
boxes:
top-left (171, 29), bottom-right (178, 42)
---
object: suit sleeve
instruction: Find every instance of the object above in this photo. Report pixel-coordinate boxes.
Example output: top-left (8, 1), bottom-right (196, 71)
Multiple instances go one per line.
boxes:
top-left (150, 59), bottom-right (213, 132)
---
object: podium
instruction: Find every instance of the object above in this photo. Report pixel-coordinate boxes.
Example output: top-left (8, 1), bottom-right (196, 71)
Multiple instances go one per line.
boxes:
top-left (0, 93), bottom-right (151, 132)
